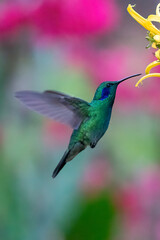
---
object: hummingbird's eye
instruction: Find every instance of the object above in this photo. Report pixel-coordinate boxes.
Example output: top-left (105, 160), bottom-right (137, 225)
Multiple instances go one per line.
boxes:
top-left (106, 83), bottom-right (111, 88)
top-left (100, 87), bottom-right (110, 100)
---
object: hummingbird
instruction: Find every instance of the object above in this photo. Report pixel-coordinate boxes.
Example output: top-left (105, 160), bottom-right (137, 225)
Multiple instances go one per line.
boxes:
top-left (15, 73), bottom-right (141, 178)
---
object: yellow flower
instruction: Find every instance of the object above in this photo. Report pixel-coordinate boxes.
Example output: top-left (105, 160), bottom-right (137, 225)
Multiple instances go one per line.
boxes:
top-left (127, 4), bottom-right (160, 87)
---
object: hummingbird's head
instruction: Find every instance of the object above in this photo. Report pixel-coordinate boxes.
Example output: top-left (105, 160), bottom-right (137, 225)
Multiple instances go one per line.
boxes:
top-left (93, 73), bottom-right (141, 102)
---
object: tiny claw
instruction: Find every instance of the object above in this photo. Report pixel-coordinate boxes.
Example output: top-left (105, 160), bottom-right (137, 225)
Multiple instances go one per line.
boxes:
top-left (90, 142), bottom-right (96, 148)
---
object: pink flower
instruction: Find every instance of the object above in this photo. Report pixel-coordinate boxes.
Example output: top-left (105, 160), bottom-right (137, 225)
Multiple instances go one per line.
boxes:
top-left (0, 3), bottom-right (29, 39)
top-left (118, 185), bottom-right (143, 223)
top-left (0, 0), bottom-right (120, 39)
top-left (31, 0), bottom-right (119, 37)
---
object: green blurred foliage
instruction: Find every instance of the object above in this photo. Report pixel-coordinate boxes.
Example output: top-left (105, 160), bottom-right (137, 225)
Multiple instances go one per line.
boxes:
top-left (66, 193), bottom-right (116, 240)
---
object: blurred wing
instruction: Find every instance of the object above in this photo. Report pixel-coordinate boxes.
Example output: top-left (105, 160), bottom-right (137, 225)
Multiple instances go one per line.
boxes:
top-left (15, 90), bottom-right (90, 129)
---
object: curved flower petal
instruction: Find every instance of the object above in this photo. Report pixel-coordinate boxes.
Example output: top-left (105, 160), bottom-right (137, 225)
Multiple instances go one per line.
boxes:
top-left (127, 4), bottom-right (160, 35)
top-left (156, 3), bottom-right (160, 16)
top-left (145, 60), bottom-right (160, 74)
top-left (135, 73), bottom-right (160, 87)
top-left (147, 14), bottom-right (160, 22)
top-left (152, 42), bottom-right (157, 48)
top-left (155, 49), bottom-right (160, 59)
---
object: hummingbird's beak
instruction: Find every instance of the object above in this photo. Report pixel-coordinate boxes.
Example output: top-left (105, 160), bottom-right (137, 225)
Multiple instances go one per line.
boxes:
top-left (117, 73), bottom-right (141, 84)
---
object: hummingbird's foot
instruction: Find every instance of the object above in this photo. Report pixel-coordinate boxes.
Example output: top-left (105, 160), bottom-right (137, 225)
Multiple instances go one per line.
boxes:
top-left (90, 142), bottom-right (96, 148)
top-left (79, 141), bottom-right (85, 146)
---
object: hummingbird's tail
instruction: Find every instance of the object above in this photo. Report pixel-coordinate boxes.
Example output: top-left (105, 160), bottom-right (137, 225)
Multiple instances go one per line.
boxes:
top-left (52, 150), bottom-right (70, 178)
top-left (52, 142), bottom-right (86, 178)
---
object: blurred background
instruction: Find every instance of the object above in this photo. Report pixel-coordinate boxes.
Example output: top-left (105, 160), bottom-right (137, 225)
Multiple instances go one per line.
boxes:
top-left (0, 0), bottom-right (160, 239)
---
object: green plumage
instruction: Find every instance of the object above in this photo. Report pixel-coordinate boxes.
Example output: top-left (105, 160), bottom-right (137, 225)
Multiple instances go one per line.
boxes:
top-left (52, 74), bottom-right (141, 178)
top-left (15, 74), bottom-right (141, 178)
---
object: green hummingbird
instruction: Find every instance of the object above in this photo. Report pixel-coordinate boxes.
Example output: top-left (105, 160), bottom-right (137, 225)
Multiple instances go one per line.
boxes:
top-left (15, 73), bottom-right (140, 178)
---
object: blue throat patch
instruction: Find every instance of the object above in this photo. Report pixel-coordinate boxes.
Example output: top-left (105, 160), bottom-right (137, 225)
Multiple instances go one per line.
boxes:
top-left (100, 87), bottom-right (110, 100)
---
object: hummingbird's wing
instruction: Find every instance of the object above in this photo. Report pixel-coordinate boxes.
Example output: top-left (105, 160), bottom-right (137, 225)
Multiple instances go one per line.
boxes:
top-left (15, 90), bottom-right (90, 129)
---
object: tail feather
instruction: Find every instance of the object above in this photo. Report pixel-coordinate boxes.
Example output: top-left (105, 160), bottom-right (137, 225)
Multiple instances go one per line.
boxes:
top-left (52, 150), bottom-right (70, 178)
